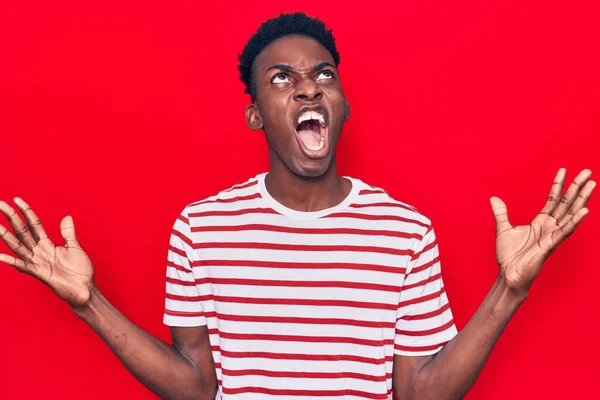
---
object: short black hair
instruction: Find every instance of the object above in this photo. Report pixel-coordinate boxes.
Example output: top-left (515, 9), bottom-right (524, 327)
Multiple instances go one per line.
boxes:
top-left (238, 12), bottom-right (341, 101)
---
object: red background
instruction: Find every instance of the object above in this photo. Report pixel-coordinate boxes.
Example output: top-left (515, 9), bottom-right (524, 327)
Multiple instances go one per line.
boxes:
top-left (1, 1), bottom-right (599, 398)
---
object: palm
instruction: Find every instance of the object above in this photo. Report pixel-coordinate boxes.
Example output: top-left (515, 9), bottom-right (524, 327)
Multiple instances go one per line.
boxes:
top-left (0, 198), bottom-right (94, 307)
top-left (490, 168), bottom-right (595, 292)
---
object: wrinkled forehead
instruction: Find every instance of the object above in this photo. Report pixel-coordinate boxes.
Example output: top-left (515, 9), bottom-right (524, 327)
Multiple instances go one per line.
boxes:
top-left (254, 35), bottom-right (336, 74)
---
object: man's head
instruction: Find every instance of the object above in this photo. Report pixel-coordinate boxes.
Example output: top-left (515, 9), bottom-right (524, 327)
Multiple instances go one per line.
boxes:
top-left (238, 13), bottom-right (350, 178)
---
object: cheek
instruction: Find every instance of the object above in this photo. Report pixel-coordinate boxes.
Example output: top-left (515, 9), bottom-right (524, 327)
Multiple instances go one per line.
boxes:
top-left (325, 89), bottom-right (346, 111)
top-left (265, 106), bottom-right (294, 137)
top-left (330, 101), bottom-right (348, 129)
top-left (261, 107), bottom-right (295, 150)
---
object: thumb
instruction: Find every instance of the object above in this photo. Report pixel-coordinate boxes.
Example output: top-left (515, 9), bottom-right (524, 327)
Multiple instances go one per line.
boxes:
top-left (490, 196), bottom-right (512, 234)
top-left (60, 216), bottom-right (80, 247)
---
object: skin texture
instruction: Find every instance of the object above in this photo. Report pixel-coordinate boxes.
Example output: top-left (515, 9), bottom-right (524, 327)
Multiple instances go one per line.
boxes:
top-left (246, 35), bottom-right (352, 213)
top-left (0, 35), bottom-right (596, 399)
top-left (393, 169), bottom-right (595, 399)
top-left (0, 198), bottom-right (218, 400)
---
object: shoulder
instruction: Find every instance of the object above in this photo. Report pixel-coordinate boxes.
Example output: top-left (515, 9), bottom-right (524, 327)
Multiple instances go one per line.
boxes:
top-left (187, 174), bottom-right (262, 209)
top-left (348, 176), bottom-right (433, 235)
top-left (178, 173), bottom-right (264, 219)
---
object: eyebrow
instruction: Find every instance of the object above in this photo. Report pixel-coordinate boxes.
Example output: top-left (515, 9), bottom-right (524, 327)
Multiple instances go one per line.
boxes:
top-left (265, 62), bottom-right (337, 75)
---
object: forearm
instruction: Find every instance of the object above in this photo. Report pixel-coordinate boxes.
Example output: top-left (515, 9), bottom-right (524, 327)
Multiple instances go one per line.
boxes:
top-left (408, 276), bottom-right (527, 399)
top-left (73, 285), bottom-right (215, 400)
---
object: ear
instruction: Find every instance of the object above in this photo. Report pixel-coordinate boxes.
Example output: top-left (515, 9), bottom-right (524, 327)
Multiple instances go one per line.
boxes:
top-left (344, 100), bottom-right (351, 121)
top-left (245, 103), bottom-right (263, 130)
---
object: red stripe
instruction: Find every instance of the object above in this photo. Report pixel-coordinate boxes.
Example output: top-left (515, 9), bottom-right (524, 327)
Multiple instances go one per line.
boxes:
top-left (166, 260), bottom-right (190, 274)
top-left (359, 189), bottom-right (386, 195)
top-left (221, 386), bottom-right (388, 399)
top-left (168, 244), bottom-right (187, 258)
top-left (411, 241), bottom-right (437, 261)
top-left (177, 215), bottom-right (190, 225)
top-left (409, 256), bottom-right (440, 275)
top-left (326, 212), bottom-right (430, 228)
top-left (402, 273), bottom-right (442, 291)
top-left (188, 207), bottom-right (278, 218)
top-left (400, 303), bottom-right (451, 321)
top-left (189, 276), bottom-right (401, 293)
top-left (191, 223), bottom-right (422, 240)
top-left (394, 340), bottom-right (449, 352)
top-left (349, 202), bottom-right (417, 213)
top-left (166, 277), bottom-right (196, 286)
top-left (398, 287), bottom-right (446, 308)
top-left (164, 309), bottom-right (204, 317)
top-left (395, 319), bottom-right (455, 337)
top-left (171, 228), bottom-right (192, 247)
top-left (165, 293), bottom-right (398, 311)
top-left (190, 192), bottom-right (261, 207)
top-left (167, 277), bottom-right (400, 292)
top-left (220, 367), bottom-right (390, 382)
top-left (219, 348), bottom-right (392, 365)
top-left (210, 329), bottom-right (394, 347)
top-left (203, 311), bottom-right (395, 328)
top-left (223, 180), bottom-right (258, 192)
top-left (191, 259), bottom-right (407, 275)
top-left (191, 241), bottom-right (413, 257)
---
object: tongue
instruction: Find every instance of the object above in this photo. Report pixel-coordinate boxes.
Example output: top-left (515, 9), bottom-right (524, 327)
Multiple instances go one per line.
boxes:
top-left (297, 130), bottom-right (321, 148)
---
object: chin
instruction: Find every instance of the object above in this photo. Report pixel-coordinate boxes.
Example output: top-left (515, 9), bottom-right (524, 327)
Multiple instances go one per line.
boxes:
top-left (290, 157), bottom-right (333, 178)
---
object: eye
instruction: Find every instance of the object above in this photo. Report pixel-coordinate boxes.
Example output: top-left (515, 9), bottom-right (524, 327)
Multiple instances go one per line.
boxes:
top-left (317, 70), bottom-right (334, 80)
top-left (272, 73), bottom-right (290, 83)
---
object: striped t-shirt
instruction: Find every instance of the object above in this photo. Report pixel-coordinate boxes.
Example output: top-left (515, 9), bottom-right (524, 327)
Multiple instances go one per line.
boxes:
top-left (163, 172), bottom-right (457, 400)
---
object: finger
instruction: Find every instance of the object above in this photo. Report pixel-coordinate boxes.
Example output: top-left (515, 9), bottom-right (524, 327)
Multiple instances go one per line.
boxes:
top-left (559, 180), bottom-right (596, 227)
top-left (552, 169), bottom-right (592, 221)
top-left (0, 201), bottom-right (36, 250)
top-left (490, 196), bottom-right (512, 235)
top-left (551, 207), bottom-right (589, 245)
top-left (13, 197), bottom-right (50, 243)
top-left (60, 216), bottom-right (80, 248)
top-left (540, 168), bottom-right (566, 216)
top-left (0, 253), bottom-right (29, 272)
top-left (0, 223), bottom-right (34, 261)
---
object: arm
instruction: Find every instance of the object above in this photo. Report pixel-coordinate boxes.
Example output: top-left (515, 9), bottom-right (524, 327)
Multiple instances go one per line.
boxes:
top-left (0, 198), bottom-right (217, 400)
top-left (394, 276), bottom-right (524, 400)
top-left (74, 287), bottom-right (217, 400)
top-left (393, 168), bottom-right (595, 399)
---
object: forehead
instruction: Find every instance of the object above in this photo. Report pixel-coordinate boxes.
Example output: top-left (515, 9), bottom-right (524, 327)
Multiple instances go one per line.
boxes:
top-left (255, 35), bottom-right (335, 72)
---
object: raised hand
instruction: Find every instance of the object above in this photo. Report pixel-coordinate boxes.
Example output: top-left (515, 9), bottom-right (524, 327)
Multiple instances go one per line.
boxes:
top-left (0, 198), bottom-right (94, 307)
top-left (490, 168), bottom-right (595, 293)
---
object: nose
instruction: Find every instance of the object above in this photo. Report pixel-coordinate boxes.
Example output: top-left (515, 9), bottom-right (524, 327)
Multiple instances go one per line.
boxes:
top-left (294, 77), bottom-right (323, 101)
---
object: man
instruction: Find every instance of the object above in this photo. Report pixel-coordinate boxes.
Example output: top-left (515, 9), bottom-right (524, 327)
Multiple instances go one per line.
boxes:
top-left (0, 12), bottom-right (595, 400)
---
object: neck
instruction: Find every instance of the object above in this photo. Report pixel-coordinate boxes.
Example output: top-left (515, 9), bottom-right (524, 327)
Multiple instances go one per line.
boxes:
top-left (265, 156), bottom-right (351, 213)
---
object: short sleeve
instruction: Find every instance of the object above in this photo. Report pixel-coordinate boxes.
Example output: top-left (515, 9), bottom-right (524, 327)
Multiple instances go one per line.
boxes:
top-left (163, 207), bottom-right (206, 327)
top-left (394, 226), bottom-right (458, 356)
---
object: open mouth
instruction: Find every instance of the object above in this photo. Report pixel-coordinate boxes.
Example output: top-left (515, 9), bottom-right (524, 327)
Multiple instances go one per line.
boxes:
top-left (295, 109), bottom-right (329, 158)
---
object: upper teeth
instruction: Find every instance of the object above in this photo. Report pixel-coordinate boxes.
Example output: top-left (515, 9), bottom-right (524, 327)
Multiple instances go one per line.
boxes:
top-left (298, 111), bottom-right (325, 125)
